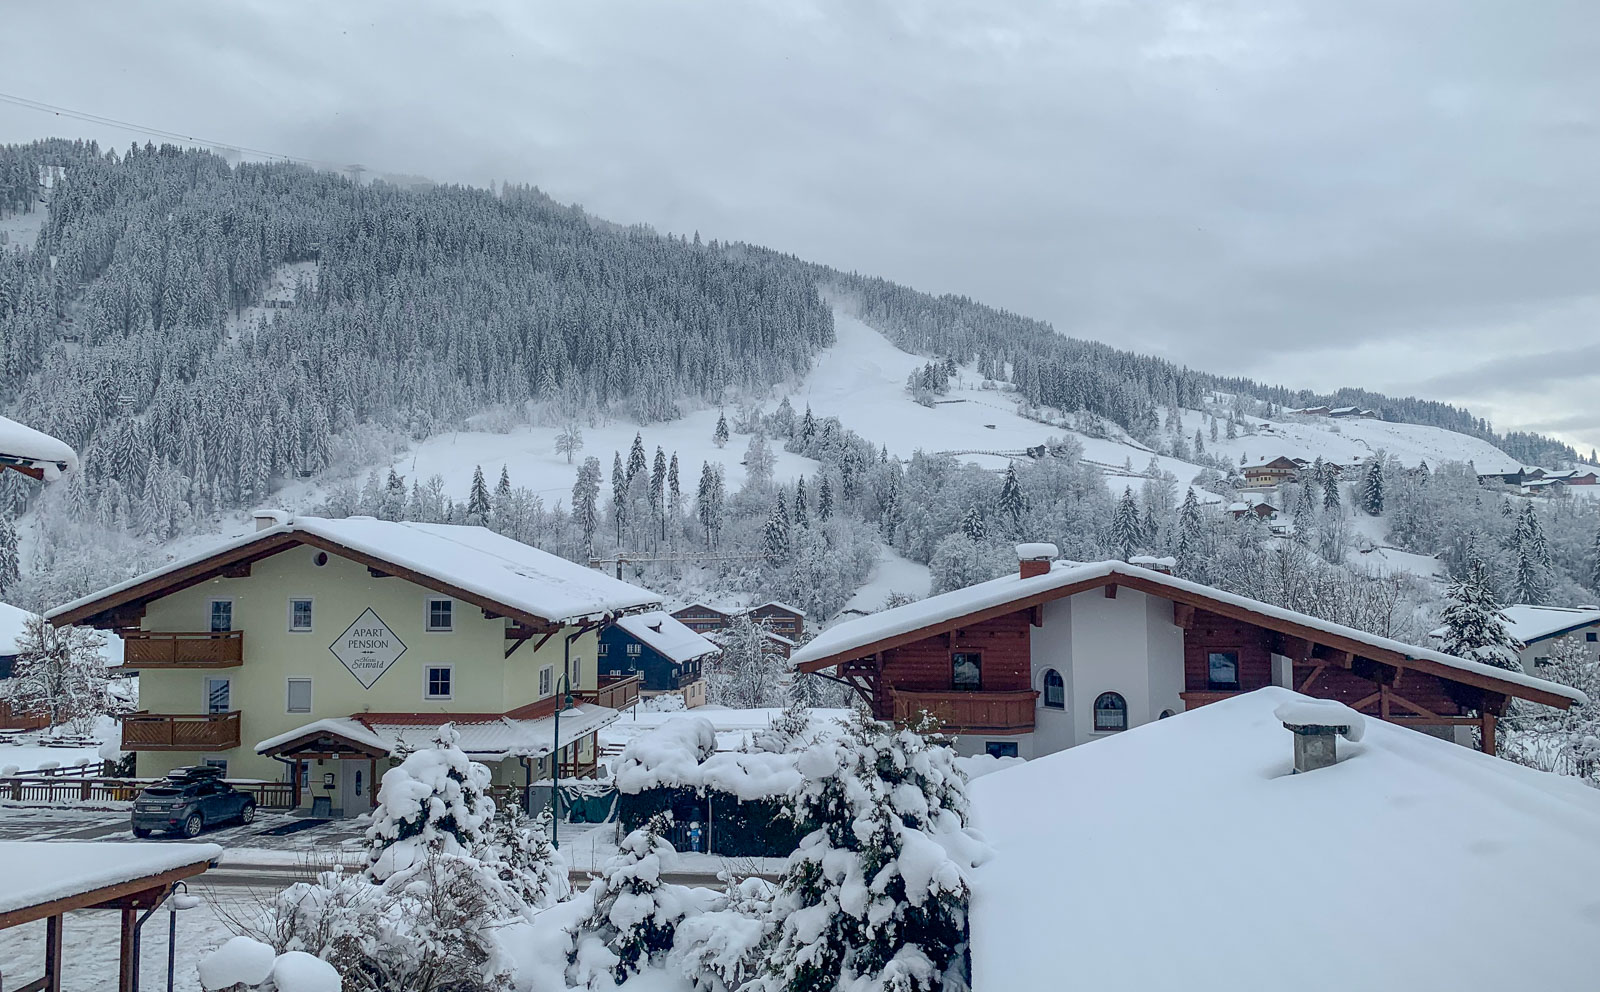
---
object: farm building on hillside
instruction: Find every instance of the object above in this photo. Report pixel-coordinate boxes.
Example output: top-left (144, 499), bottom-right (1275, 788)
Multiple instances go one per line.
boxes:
top-left (791, 546), bottom-right (1585, 761)
top-left (598, 611), bottom-right (719, 708)
top-left (968, 687), bottom-right (1600, 992)
top-left (670, 600), bottom-right (806, 658)
top-left (1226, 499), bottom-right (1279, 521)
top-left (1241, 456), bottom-right (1301, 486)
top-left (48, 511), bottom-right (660, 816)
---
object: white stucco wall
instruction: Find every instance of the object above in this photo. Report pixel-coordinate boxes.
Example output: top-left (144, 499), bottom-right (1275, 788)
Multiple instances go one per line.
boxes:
top-left (1519, 627), bottom-right (1600, 672)
top-left (1029, 598), bottom-right (1075, 754)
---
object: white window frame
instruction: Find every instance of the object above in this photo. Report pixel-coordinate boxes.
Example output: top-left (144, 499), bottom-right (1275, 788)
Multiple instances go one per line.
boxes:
top-left (539, 665), bottom-right (553, 697)
top-left (286, 677), bottom-right (313, 714)
top-left (572, 657), bottom-right (583, 688)
top-left (626, 642), bottom-right (642, 657)
top-left (424, 664), bottom-right (454, 701)
top-left (425, 597), bottom-right (454, 632)
top-left (287, 597), bottom-right (315, 633)
top-left (207, 597), bottom-right (234, 633)
top-left (205, 677), bottom-right (232, 714)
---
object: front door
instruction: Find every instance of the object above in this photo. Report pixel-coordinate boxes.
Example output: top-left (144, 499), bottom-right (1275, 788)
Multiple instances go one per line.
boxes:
top-left (337, 759), bottom-right (368, 815)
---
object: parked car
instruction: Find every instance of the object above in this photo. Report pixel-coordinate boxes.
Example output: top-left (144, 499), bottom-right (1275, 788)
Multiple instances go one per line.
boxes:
top-left (131, 766), bottom-right (255, 838)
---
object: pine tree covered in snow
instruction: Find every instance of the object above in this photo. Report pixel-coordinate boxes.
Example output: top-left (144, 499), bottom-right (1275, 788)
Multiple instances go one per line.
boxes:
top-left (675, 875), bottom-right (777, 992)
top-left (569, 814), bottom-right (690, 985)
top-left (714, 412), bottom-right (730, 449)
top-left (1111, 487), bottom-right (1141, 561)
top-left (572, 456), bottom-right (602, 551)
top-left (0, 514), bottom-right (18, 595)
top-left (794, 477), bottom-right (810, 528)
top-left (1592, 524), bottom-right (1600, 592)
top-left (960, 503), bottom-right (985, 542)
top-left (485, 807), bottom-right (569, 910)
top-left (816, 476), bottom-right (833, 521)
top-left (467, 465), bottom-right (491, 524)
top-left (1361, 459), bottom-right (1385, 516)
top-left (1321, 463), bottom-right (1342, 512)
top-left (763, 712), bottom-right (988, 992)
top-left (1438, 554), bottom-right (1520, 671)
top-left (763, 491), bottom-right (792, 559)
top-left (366, 724), bottom-right (497, 880)
top-left (997, 463), bottom-right (1024, 534)
top-left (3, 615), bottom-right (111, 733)
top-left (1510, 503), bottom-right (1554, 604)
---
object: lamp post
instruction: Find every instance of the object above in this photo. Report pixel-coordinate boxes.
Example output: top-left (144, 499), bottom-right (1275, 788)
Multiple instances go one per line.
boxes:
top-left (549, 673), bottom-right (575, 849)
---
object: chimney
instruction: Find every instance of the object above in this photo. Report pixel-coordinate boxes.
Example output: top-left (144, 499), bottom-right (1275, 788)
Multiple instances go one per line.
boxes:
top-left (1016, 542), bottom-right (1059, 579)
top-left (1275, 698), bottom-right (1365, 773)
top-left (252, 508), bottom-right (289, 532)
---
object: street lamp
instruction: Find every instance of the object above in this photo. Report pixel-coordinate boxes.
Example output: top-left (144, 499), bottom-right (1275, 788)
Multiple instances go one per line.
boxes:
top-left (549, 673), bottom-right (575, 849)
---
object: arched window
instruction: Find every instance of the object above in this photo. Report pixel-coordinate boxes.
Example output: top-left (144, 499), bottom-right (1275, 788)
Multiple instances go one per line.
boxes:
top-left (1093, 692), bottom-right (1127, 732)
top-left (1158, 709), bottom-right (1175, 720)
top-left (1043, 669), bottom-right (1065, 709)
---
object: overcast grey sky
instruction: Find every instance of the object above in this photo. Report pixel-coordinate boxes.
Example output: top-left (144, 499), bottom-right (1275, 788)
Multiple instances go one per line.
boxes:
top-left (3, 0), bottom-right (1597, 454)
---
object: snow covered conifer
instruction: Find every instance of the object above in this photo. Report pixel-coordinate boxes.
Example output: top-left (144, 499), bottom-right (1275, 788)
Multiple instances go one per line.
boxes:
top-left (494, 465), bottom-right (512, 506)
top-left (569, 814), bottom-right (688, 985)
top-left (816, 475), bottom-right (834, 521)
top-left (960, 503), bottom-right (986, 542)
top-left (1111, 486), bottom-right (1141, 561)
top-left (572, 456), bottom-right (601, 551)
top-left (997, 463), bottom-right (1024, 533)
top-left (794, 476), bottom-right (809, 527)
top-left (1438, 554), bottom-right (1520, 671)
top-left (714, 411), bottom-right (730, 449)
top-left (1361, 459), bottom-right (1385, 516)
top-left (1591, 524), bottom-right (1600, 592)
top-left (801, 404), bottom-right (816, 445)
top-left (5, 616), bottom-right (111, 733)
top-left (1321, 463), bottom-right (1342, 512)
top-left (485, 806), bottom-right (569, 910)
top-left (1511, 504), bottom-right (1553, 605)
top-left (366, 724), bottom-right (496, 880)
top-left (764, 711), bottom-right (988, 992)
top-left (612, 452), bottom-right (628, 540)
top-left (762, 491), bottom-right (792, 560)
top-left (0, 514), bottom-right (18, 594)
top-left (628, 432), bottom-right (648, 483)
top-left (467, 465), bottom-right (492, 523)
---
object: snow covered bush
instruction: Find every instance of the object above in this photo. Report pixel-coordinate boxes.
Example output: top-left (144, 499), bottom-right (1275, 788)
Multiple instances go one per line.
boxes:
top-left (199, 935), bottom-right (342, 992)
top-left (761, 711), bottom-right (991, 992)
top-left (366, 724), bottom-right (496, 880)
top-left (567, 815), bottom-right (696, 986)
top-left (673, 874), bottom-right (776, 992)
top-left (485, 807), bottom-right (569, 910)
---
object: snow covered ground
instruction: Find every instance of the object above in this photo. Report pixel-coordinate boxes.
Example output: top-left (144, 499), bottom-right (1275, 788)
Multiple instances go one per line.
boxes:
top-left (224, 260), bottom-right (318, 344)
top-left (0, 206), bottom-right (47, 253)
top-left (1181, 404), bottom-right (1520, 473)
top-left (599, 705), bottom-right (851, 755)
top-left (835, 545), bottom-right (931, 619)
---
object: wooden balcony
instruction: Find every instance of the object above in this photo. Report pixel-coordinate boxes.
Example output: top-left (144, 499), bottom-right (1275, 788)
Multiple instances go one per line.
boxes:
top-left (121, 711), bottom-right (241, 751)
top-left (1179, 690), bottom-right (1243, 710)
top-left (892, 688), bottom-right (1038, 734)
top-left (122, 631), bottom-right (244, 669)
top-left (576, 674), bottom-right (642, 711)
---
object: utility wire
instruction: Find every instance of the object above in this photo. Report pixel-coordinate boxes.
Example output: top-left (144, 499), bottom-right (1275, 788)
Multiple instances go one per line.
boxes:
top-left (0, 90), bottom-right (352, 171)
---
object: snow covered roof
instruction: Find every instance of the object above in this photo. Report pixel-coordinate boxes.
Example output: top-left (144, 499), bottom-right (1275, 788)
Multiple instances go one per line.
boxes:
top-left (1429, 604), bottom-right (1600, 649)
top-left (0, 415), bottom-right (77, 481)
top-left (968, 688), bottom-right (1600, 992)
top-left (750, 600), bottom-right (806, 617)
top-left (612, 716), bottom-right (805, 800)
top-left (613, 611), bottom-right (721, 664)
top-left (50, 515), bottom-right (663, 627)
top-left (0, 601), bottom-right (37, 656)
top-left (255, 705), bottom-right (620, 762)
top-left (0, 841), bottom-right (222, 918)
top-left (792, 559), bottom-right (1586, 707)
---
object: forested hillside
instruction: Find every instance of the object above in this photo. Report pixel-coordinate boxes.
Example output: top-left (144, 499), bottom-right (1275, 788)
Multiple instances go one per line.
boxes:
top-left (0, 138), bottom-right (1589, 618)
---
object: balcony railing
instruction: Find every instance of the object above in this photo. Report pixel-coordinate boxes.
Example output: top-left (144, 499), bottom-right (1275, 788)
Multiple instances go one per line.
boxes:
top-left (576, 674), bottom-right (642, 711)
top-left (892, 688), bottom-right (1038, 734)
top-left (122, 631), bottom-right (244, 669)
top-left (121, 711), bottom-right (241, 751)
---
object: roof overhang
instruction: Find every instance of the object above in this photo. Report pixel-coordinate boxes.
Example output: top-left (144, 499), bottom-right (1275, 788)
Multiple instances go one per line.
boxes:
top-left (797, 568), bottom-right (1583, 711)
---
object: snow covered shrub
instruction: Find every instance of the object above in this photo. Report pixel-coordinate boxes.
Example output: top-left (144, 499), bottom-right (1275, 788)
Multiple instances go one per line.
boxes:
top-left (762, 711), bottom-right (991, 992)
top-left (367, 724), bottom-right (496, 880)
top-left (568, 814), bottom-right (694, 986)
top-left (674, 874), bottom-right (776, 992)
top-left (485, 807), bottom-right (570, 910)
top-left (4, 615), bottom-right (113, 733)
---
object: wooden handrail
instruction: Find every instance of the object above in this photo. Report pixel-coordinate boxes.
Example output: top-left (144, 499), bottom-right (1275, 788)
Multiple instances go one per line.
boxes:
top-left (121, 630), bottom-right (244, 668)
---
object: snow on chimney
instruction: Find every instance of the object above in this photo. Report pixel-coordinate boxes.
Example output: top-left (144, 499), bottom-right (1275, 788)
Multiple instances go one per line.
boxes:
top-left (252, 508), bottom-right (290, 532)
top-left (1275, 698), bottom-right (1365, 773)
top-left (1016, 542), bottom-right (1059, 579)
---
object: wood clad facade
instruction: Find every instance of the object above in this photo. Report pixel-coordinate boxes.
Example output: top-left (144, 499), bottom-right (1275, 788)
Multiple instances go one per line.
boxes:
top-left (875, 611), bottom-right (1037, 734)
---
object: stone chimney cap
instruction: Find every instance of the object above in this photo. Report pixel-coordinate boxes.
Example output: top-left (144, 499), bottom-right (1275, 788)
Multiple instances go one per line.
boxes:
top-left (1274, 698), bottom-right (1366, 742)
top-left (1015, 542), bottom-right (1059, 562)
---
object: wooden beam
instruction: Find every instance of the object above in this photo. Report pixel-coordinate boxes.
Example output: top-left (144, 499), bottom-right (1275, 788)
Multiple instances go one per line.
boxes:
top-left (1172, 603), bottom-right (1195, 630)
top-left (1481, 711), bottom-right (1497, 755)
top-left (117, 908), bottom-right (136, 992)
top-left (1296, 665), bottom-right (1327, 694)
top-left (0, 861), bottom-right (215, 930)
top-left (44, 913), bottom-right (62, 992)
top-left (1312, 645), bottom-right (1353, 668)
top-left (219, 561), bottom-right (251, 579)
top-left (367, 566), bottom-right (392, 578)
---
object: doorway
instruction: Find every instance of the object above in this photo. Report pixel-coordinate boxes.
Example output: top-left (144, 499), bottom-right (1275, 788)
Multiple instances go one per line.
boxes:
top-left (337, 759), bottom-right (370, 815)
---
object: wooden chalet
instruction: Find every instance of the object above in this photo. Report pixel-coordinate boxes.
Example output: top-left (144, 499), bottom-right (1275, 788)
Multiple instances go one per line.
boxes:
top-left (1241, 456), bottom-right (1301, 486)
top-left (792, 553), bottom-right (1584, 760)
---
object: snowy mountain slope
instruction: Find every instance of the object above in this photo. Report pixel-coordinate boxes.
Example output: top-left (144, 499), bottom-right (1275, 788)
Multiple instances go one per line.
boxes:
top-left (1178, 405), bottom-right (1521, 473)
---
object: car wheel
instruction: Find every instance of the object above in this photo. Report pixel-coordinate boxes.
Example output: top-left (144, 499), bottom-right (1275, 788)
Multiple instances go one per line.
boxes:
top-left (239, 801), bottom-right (256, 824)
top-left (132, 827), bottom-right (151, 839)
top-left (182, 812), bottom-right (204, 838)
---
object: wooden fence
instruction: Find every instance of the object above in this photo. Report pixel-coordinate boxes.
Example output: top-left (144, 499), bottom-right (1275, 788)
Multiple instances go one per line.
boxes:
top-left (0, 776), bottom-right (297, 808)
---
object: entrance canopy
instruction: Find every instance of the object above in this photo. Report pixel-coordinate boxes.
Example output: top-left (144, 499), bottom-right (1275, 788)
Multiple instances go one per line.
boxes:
top-left (256, 704), bottom-right (622, 763)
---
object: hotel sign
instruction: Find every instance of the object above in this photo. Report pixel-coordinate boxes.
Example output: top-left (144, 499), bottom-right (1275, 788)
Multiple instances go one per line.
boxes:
top-left (331, 608), bottom-right (407, 689)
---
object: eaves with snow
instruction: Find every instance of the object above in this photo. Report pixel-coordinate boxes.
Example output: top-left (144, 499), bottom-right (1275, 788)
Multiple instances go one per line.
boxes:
top-left (0, 414), bottom-right (77, 482)
top-left (968, 687), bottom-right (1600, 992)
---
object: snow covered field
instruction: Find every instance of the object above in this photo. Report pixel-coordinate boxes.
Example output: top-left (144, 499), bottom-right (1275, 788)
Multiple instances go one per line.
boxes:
top-left (599, 705), bottom-right (851, 755)
top-left (1182, 405), bottom-right (1522, 473)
